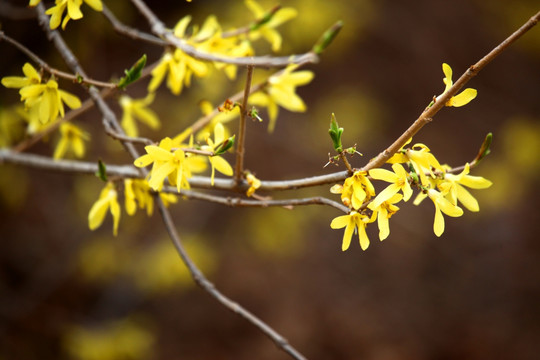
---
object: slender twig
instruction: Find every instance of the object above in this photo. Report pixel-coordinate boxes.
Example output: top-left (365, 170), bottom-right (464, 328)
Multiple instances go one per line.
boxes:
top-left (128, 0), bottom-right (318, 68)
top-left (234, 65), bottom-right (254, 184)
top-left (0, 31), bottom-right (116, 89)
top-left (101, 3), bottom-right (168, 47)
top-left (362, 10), bottom-right (540, 173)
top-left (155, 197), bottom-right (307, 360)
top-left (166, 188), bottom-right (349, 213)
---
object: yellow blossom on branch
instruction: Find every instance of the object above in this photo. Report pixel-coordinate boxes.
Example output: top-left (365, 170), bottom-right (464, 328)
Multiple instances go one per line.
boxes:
top-left (426, 188), bottom-right (463, 237)
top-left (124, 179), bottom-right (178, 217)
top-left (438, 163), bottom-right (493, 212)
top-left (43, 0), bottom-right (103, 30)
top-left (201, 123), bottom-right (233, 185)
top-left (53, 122), bottom-right (89, 159)
top-left (331, 170), bottom-right (375, 210)
top-left (368, 193), bottom-right (403, 241)
top-left (119, 93), bottom-right (160, 137)
top-left (368, 163), bottom-right (413, 208)
top-left (88, 182), bottom-right (121, 236)
top-left (436, 63), bottom-right (477, 107)
top-left (245, 0), bottom-right (297, 52)
top-left (134, 137), bottom-right (192, 193)
top-left (245, 172), bottom-right (261, 197)
top-left (249, 65), bottom-right (314, 132)
top-left (330, 211), bottom-right (376, 251)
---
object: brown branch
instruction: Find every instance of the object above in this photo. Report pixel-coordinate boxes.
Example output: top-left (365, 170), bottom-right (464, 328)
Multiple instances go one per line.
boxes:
top-left (234, 65), bottom-right (254, 184)
top-left (0, 31), bottom-right (116, 89)
top-left (155, 196), bottom-right (307, 360)
top-left (128, 0), bottom-right (318, 68)
top-left (101, 3), bottom-right (168, 47)
top-left (362, 10), bottom-right (540, 173)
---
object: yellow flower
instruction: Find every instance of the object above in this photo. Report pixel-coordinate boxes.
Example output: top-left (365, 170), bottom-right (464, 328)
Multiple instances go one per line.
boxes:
top-left (437, 63), bottom-right (477, 107)
top-left (330, 211), bottom-right (376, 251)
top-left (124, 179), bottom-right (178, 216)
top-left (331, 170), bottom-right (375, 210)
top-left (426, 188), bottom-right (463, 237)
top-left (194, 16), bottom-right (254, 80)
top-left (53, 122), bottom-right (89, 159)
top-left (368, 193), bottom-right (403, 241)
top-left (148, 16), bottom-right (209, 95)
top-left (368, 163), bottom-right (413, 208)
top-left (246, 172), bottom-right (261, 197)
top-left (45, 0), bottom-right (103, 30)
top-left (119, 93), bottom-right (160, 137)
top-left (134, 137), bottom-right (191, 192)
top-left (88, 182), bottom-right (121, 236)
top-left (245, 0), bottom-right (297, 52)
top-left (438, 163), bottom-right (492, 212)
top-left (249, 65), bottom-right (314, 132)
top-left (1, 63), bottom-right (41, 89)
top-left (201, 123), bottom-right (234, 185)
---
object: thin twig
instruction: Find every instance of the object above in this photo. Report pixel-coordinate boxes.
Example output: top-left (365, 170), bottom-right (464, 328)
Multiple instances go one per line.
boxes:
top-left (362, 10), bottom-right (540, 173)
top-left (155, 197), bottom-right (307, 360)
top-left (166, 188), bottom-right (349, 213)
top-left (0, 31), bottom-right (116, 89)
top-left (101, 3), bottom-right (168, 47)
top-left (128, 0), bottom-right (318, 68)
top-left (234, 65), bottom-right (254, 184)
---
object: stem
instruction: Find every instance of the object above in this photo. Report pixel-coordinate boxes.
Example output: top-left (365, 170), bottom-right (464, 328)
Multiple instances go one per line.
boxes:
top-left (129, 0), bottom-right (318, 67)
top-left (362, 10), bottom-right (540, 172)
top-left (155, 197), bottom-right (307, 360)
top-left (234, 65), bottom-right (254, 185)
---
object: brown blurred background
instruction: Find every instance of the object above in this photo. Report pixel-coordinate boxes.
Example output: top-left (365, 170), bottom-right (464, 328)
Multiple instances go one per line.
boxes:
top-left (1, 0), bottom-right (539, 359)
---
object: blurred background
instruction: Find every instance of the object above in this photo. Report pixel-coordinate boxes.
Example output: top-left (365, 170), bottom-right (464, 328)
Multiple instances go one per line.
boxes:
top-left (1, 0), bottom-right (539, 359)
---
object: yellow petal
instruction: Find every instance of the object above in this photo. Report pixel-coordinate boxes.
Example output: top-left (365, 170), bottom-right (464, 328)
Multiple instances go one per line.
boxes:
top-left (84, 0), bottom-right (103, 11)
top-left (442, 63), bottom-right (453, 92)
top-left (67, 0), bottom-right (83, 20)
top-left (448, 88), bottom-right (477, 107)
top-left (145, 145), bottom-right (172, 162)
top-left (368, 168), bottom-right (397, 183)
top-left (109, 197), bottom-right (121, 236)
top-left (358, 222), bottom-right (370, 250)
top-left (134, 154), bottom-right (154, 168)
top-left (456, 184), bottom-right (479, 212)
top-left (212, 156), bottom-right (233, 176)
top-left (330, 215), bottom-right (350, 229)
top-left (88, 197), bottom-right (110, 230)
top-left (2, 77), bottom-right (29, 89)
top-left (433, 206), bottom-right (445, 237)
top-left (342, 222), bottom-right (354, 251)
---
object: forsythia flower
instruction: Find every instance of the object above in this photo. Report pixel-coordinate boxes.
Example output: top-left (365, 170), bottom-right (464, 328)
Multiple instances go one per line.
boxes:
top-left (119, 93), bottom-right (160, 137)
top-left (148, 16), bottom-right (208, 95)
top-left (53, 122), bottom-right (89, 159)
top-left (368, 193), bottom-right (403, 241)
top-left (245, 0), bottom-right (297, 52)
top-left (426, 188), bottom-right (463, 237)
top-left (436, 63), bottom-right (477, 107)
top-left (2, 63), bottom-right (81, 125)
top-left (201, 123), bottom-right (233, 185)
top-left (330, 211), bottom-right (376, 251)
top-left (246, 172), bottom-right (261, 197)
top-left (438, 163), bottom-right (493, 212)
top-left (389, 143), bottom-right (443, 187)
top-left (331, 170), bottom-right (375, 210)
top-left (44, 0), bottom-right (103, 30)
top-left (368, 163), bottom-right (413, 208)
top-left (124, 179), bottom-right (178, 216)
top-left (134, 137), bottom-right (191, 192)
top-left (249, 65), bottom-right (314, 132)
top-left (88, 182), bottom-right (121, 236)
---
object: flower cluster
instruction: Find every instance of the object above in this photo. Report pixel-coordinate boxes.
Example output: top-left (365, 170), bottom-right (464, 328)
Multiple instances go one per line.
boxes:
top-left (29, 0), bottom-right (104, 30)
top-left (330, 139), bottom-right (492, 251)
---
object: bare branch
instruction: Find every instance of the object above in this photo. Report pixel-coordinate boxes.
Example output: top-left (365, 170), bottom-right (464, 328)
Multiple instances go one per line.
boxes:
top-left (128, 0), bottom-right (318, 68)
top-left (155, 197), bottom-right (307, 360)
top-left (362, 10), bottom-right (540, 173)
top-left (234, 65), bottom-right (254, 184)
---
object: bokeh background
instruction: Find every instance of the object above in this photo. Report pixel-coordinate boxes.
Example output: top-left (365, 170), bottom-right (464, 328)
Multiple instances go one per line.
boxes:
top-left (1, 0), bottom-right (539, 359)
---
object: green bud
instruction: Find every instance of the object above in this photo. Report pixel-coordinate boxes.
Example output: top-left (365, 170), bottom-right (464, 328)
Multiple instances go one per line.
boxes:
top-left (117, 54), bottom-right (147, 90)
top-left (475, 132), bottom-right (492, 163)
top-left (250, 5), bottom-right (281, 31)
top-left (214, 135), bottom-right (235, 155)
top-left (328, 113), bottom-right (344, 153)
top-left (95, 159), bottom-right (108, 182)
top-left (312, 20), bottom-right (343, 55)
